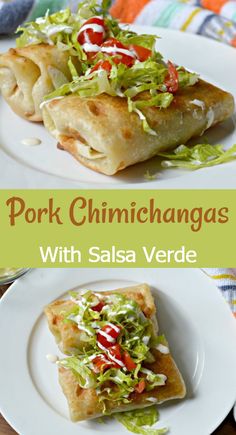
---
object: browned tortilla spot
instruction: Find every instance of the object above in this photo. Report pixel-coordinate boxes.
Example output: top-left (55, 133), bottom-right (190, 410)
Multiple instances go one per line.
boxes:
top-left (57, 142), bottom-right (65, 150)
top-left (122, 128), bottom-right (133, 140)
top-left (87, 101), bottom-right (102, 116)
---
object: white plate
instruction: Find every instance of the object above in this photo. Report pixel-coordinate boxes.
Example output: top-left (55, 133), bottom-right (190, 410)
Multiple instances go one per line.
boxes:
top-left (0, 27), bottom-right (236, 189)
top-left (0, 268), bottom-right (236, 435)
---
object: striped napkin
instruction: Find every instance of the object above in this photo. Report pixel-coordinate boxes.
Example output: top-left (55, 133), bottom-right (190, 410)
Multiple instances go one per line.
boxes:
top-left (202, 268), bottom-right (236, 316)
top-left (1, 0), bottom-right (236, 47)
top-left (111, 0), bottom-right (236, 47)
top-left (0, 0), bottom-right (78, 33)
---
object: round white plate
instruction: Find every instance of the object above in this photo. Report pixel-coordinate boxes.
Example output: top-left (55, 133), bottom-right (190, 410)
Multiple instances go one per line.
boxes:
top-left (0, 26), bottom-right (236, 189)
top-left (0, 268), bottom-right (236, 435)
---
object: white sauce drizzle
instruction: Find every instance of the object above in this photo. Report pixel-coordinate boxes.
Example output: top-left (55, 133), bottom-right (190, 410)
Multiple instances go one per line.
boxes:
top-left (113, 376), bottom-right (123, 384)
top-left (146, 397), bottom-right (158, 403)
top-left (140, 368), bottom-right (167, 383)
top-left (76, 322), bottom-right (93, 336)
top-left (40, 96), bottom-right (64, 109)
top-left (97, 342), bottom-right (124, 367)
top-left (106, 322), bottom-right (120, 333)
top-left (101, 46), bottom-right (136, 58)
top-left (98, 329), bottom-right (115, 343)
top-left (140, 368), bottom-right (152, 375)
top-left (94, 292), bottom-right (105, 300)
top-left (21, 137), bottom-right (42, 146)
top-left (90, 297), bottom-right (100, 307)
top-left (82, 42), bottom-right (101, 52)
top-left (156, 343), bottom-right (169, 354)
top-left (190, 99), bottom-right (205, 110)
top-left (134, 108), bottom-right (157, 137)
top-left (78, 23), bottom-right (105, 36)
top-left (46, 354), bottom-right (58, 364)
top-left (46, 24), bottom-right (73, 36)
top-left (88, 354), bottom-right (98, 361)
top-left (206, 108), bottom-right (215, 129)
top-left (142, 336), bottom-right (150, 345)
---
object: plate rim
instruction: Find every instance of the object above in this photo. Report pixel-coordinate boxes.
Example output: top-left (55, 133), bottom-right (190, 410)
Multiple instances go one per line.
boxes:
top-left (0, 268), bottom-right (236, 435)
top-left (0, 25), bottom-right (236, 189)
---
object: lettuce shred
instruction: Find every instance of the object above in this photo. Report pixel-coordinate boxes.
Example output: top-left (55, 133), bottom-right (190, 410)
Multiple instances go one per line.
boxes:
top-left (58, 290), bottom-right (167, 414)
top-left (115, 406), bottom-right (168, 435)
top-left (158, 143), bottom-right (236, 169)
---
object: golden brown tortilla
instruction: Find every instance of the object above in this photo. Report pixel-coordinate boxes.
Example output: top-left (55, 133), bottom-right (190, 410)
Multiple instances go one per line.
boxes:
top-left (42, 79), bottom-right (234, 175)
top-left (0, 44), bottom-right (78, 121)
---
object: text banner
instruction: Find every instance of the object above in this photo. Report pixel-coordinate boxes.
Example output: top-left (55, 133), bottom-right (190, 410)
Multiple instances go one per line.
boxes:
top-left (0, 190), bottom-right (235, 267)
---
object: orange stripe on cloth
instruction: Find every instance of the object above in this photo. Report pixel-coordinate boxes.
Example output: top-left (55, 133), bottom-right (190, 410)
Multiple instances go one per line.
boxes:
top-left (110, 0), bottom-right (150, 23)
top-left (231, 37), bottom-right (236, 48)
top-left (201, 0), bottom-right (228, 14)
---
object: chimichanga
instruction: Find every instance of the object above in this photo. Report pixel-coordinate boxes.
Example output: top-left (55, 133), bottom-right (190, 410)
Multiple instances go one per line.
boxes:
top-left (58, 347), bottom-right (186, 421)
top-left (45, 284), bottom-right (158, 355)
top-left (45, 284), bottom-right (186, 421)
top-left (0, 44), bottom-right (78, 121)
top-left (42, 79), bottom-right (234, 175)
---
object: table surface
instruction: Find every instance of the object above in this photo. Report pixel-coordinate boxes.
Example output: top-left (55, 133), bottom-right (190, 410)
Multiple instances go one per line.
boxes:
top-left (0, 284), bottom-right (235, 435)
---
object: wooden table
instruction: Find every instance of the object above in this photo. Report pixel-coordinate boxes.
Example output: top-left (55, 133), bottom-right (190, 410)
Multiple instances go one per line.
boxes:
top-left (0, 285), bottom-right (235, 435)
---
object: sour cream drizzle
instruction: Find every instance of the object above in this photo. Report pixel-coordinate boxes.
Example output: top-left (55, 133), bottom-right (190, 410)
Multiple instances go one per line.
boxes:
top-left (156, 343), bottom-right (169, 354)
top-left (78, 23), bottom-right (105, 36)
top-left (146, 397), bottom-right (158, 403)
top-left (40, 96), bottom-right (64, 109)
top-left (82, 42), bottom-right (101, 52)
top-left (98, 341), bottom-right (125, 367)
top-left (76, 322), bottom-right (93, 336)
top-left (46, 354), bottom-right (58, 363)
top-left (106, 322), bottom-right (120, 333)
top-left (21, 137), bottom-right (41, 146)
top-left (98, 329), bottom-right (115, 343)
top-left (101, 46), bottom-right (136, 58)
top-left (190, 99), bottom-right (205, 110)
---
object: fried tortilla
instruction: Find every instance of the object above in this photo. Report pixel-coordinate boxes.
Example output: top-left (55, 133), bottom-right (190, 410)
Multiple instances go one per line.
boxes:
top-left (42, 79), bottom-right (234, 175)
top-left (0, 44), bottom-right (78, 121)
top-left (58, 346), bottom-right (186, 421)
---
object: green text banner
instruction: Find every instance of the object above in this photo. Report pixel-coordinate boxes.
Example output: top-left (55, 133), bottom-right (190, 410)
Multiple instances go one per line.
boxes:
top-left (0, 190), bottom-right (235, 267)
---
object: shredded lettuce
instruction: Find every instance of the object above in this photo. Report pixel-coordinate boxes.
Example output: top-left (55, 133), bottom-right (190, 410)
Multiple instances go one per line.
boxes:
top-left (144, 171), bottom-right (158, 181)
top-left (68, 57), bottom-right (80, 80)
top-left (60, 356), bottom-right (96, 388)
top-left (115, 406), bottom-right (168, 435)
top-left (118, 31), bottom-right (159, 52)
top-left (16, 1), bottom-right (110, 51)
top-left (177, 68), bottom-right (199, 88)
top-left (47, 66), bottom-right (69, 88)
top-left (158, 143), bottom-right (236, 169)
top-left (140, 369), bottom-right (167, 390)
top-left (58, 290), bottom-right (168, 413)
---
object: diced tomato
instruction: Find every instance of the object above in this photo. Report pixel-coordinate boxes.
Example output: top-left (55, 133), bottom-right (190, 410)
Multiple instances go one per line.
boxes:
top-left (123, 351), bottom-right (137, 371)
top-left (91, 300), bottom-right (105, 312)
top-left (101, 37), bottom-right (135, 67)
top-left (107, 344), bottom-right (124, 368)
top-left (132, 45), bottom-right (152, 62)
top-left (104, 324), bottom-right (121, 339)
top-left (97, 323), bottom-right (121, 348)
top-left (77, 16), bottom-right (105, 46)
top-left (91, 60), bottom-right (112, 74)
top-left (164, 60), bottom-right (179, 93)
top-left (135, 379), bottom-right (146, 393)
top-left (92, 355), bottom-right (114, 373)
